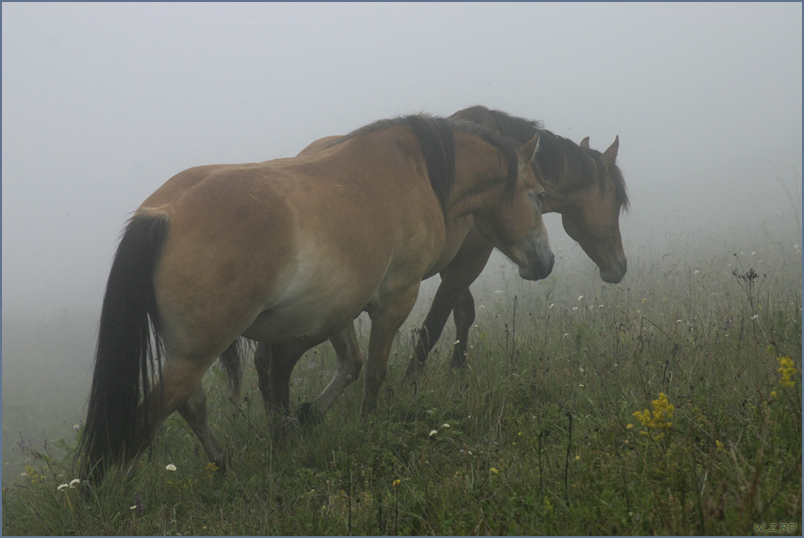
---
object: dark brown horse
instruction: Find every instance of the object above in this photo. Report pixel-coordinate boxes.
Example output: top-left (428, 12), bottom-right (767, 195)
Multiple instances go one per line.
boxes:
top-left (252, 106), bottom-right (628, 420)
top-left (77, 114), bottom-right (553, 480)
top-left (406, 106), bottom-right (629, 374)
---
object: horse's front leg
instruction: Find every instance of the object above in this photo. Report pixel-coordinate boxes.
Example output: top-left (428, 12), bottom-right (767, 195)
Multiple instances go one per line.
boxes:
top-left (362, 286), bottom-right (420, 415)
top-left (450, 288), bottom-right (476, 368)
top-left (406, 236), bottom-right (494, 377)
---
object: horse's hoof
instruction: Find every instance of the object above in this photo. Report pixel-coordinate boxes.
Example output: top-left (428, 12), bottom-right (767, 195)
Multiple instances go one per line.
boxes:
top-left (296, 402), bottom-right (325, 425)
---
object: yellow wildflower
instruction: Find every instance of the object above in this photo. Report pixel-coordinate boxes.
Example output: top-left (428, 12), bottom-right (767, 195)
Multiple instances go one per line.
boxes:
top-left (633, 393), bottom-right (674, 440)
top-left (777, 356), bottom-right (798, 388)
top-left (542, 496), bottom-right (554, 516)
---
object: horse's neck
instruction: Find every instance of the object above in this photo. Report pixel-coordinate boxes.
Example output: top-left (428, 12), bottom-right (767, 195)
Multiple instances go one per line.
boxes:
top-left (446, 137), bottom-right (509, 220)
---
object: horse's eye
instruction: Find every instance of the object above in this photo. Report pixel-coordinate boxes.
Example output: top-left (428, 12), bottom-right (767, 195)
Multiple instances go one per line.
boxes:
top-left (530, 191), bottom-right (546, 204)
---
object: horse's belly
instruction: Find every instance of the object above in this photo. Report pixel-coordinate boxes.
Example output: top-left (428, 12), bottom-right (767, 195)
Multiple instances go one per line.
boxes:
top-left (243, 262), bottom-right (376, 343)
top-left (242, 301), bottom-right (359, 344)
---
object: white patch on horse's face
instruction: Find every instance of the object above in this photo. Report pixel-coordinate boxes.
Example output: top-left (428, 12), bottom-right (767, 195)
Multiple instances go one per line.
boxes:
top-left (514, 229), bottom-right (555, 281)
top-left (472, 209), bottom-right (553, 281)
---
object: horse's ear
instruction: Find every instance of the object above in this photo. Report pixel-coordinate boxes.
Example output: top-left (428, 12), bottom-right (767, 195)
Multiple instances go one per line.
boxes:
top-left (518, 133), bottom-right (540, 164)
top-left (602, 136), bottom-right (619, 168)
top-left (579, 136), bottom-right (590, 149)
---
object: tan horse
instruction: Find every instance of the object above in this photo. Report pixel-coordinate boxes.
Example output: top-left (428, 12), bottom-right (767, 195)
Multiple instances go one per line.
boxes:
top-left (77, 114), bottom-right (553, 480)
top-left (251, 127), bottom-right (555, 420)
top-left (251, 106), bottom-right (628, 419)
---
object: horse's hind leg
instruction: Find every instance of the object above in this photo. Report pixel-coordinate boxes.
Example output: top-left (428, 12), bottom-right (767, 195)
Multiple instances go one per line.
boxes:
top-left (135, 355), bottom-right (219, 466)
top-left (299, 324), bottom-right (364, 422)
top-left (178, 383), bottom-right (227, 471)
top-left (254, 342), bottom-right (311, 416)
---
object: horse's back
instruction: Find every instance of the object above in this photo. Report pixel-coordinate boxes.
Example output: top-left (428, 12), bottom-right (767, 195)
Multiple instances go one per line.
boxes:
top-left (142, 133), bottom-right (447, 349)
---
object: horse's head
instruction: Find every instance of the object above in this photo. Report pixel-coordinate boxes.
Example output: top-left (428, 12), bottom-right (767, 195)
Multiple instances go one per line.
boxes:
top-left (548, 136), bottom-right (628, 283)
top-left (474, 133), bottom-right (555, 281)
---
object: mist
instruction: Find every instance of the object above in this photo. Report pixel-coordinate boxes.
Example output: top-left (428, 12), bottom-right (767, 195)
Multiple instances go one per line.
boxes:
top-left (2, 3), bottom-right (801, 484)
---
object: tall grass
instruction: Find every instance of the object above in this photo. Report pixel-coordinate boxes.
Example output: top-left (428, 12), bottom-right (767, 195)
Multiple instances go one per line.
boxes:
top-left (3, 222), bottom-right (801, 535)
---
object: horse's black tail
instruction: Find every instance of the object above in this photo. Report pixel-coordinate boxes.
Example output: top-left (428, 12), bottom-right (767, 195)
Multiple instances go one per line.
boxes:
top-left (76, 212), bottom-right (169, 482)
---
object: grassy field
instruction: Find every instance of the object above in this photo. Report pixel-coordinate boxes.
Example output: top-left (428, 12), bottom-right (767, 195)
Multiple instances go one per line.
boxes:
top-left (2, 221), bottom-right (801, 535)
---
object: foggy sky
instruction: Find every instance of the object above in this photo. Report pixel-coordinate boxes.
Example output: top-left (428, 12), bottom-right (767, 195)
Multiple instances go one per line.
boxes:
top-left (2, 2), bottom-right (802, 317)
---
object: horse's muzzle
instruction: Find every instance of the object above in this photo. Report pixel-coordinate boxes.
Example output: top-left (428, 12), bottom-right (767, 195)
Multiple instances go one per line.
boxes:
top-left (518, 250), bottom-right (555, 281)
top-left (599, 257), bottom-right (627, 283)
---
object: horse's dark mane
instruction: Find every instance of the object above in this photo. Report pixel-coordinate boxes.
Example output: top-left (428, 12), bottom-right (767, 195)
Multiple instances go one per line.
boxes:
top-left (455, 106), bottom-right (543, 143)
top-left (457, 106), bottom-right (629, 212)
top-left (333, 114), bottom-right (520, 216)
top-left (584, 145), bottom-right (629, 211)
top-left (538, 131), bottom-right (629, 211)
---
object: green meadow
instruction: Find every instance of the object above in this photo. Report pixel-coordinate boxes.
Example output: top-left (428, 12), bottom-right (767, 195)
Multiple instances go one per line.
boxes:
top-left (3, 218), bottom-right (801, 535)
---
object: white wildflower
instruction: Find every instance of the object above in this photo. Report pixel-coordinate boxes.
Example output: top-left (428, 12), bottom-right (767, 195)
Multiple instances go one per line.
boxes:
top-left (165, 464), bottom-right (177, 472)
